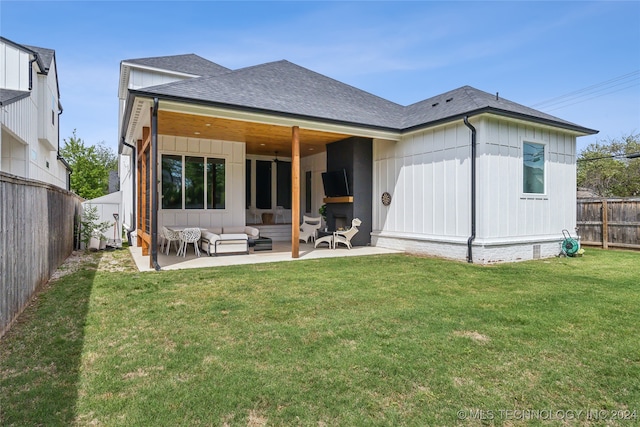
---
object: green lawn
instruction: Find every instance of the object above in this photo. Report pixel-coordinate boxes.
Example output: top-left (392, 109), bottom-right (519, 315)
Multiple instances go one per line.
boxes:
top-left (1, 248), bottom-right (639, 426)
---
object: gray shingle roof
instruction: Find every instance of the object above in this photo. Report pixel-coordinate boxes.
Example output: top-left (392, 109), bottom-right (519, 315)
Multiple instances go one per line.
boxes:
top-left (403, 86), bottom-right (587, 131)
top-left (138, 60), bottom-right (405, 128)
top-left (23, 45), bottom-right (55, 72)
top-left (129, 57), bottom-right (597, 135)
top-left (0, 89), bottom-right (30, 106)
top-left (123, 54), bottom-right (231, 77)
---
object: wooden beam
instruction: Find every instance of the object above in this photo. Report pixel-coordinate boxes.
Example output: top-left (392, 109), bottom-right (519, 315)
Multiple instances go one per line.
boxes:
top-left (138, 127), bottom-right (151, 161)
top-left (323, 196), bottom-right (354, 204)
top-left (291, 126), bottom-right (300, 258)
top-left (602, 199), bottom-right (609, 249)
top-left (136, 139), bottom-right (142, 247)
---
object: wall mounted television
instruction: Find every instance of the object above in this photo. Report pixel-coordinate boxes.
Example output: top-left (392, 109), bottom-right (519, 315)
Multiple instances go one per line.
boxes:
top-left (321, 169), bottom-right (350, 197)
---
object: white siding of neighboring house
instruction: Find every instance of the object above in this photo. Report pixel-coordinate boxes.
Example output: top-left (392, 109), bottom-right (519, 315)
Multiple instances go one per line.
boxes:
top-left (36, 61), bottom-right (58, 151)
top-left (157, 134), bottom-right (246, 230)
top-left (0, 40), bottom-right (66, 189)
top-left (372, 115), bottom-right (578, 263)
top-left (0, 42), bottom-right (31, 91)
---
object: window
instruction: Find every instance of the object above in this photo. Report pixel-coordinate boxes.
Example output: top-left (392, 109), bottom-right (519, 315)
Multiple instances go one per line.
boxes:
top-left (207, 158), bottom-right (225, 209)
top-left (255, 160), bottom-right (272, 209)
top-left (305, 171), bottom-right (312, 213)
top-left (245, 159), bottom-right (251, 209)
top-left (161, 154), bottom-right (225, 210)
top-left (185, 156), bottom-right (205, 209)
top-left (276, 161), bottom-right (291, 209)
top-left (51, 95), bottom-right (56, 126)
top-left (162, 155), bottom-right (182, 209)
top-left (523, 142), bottom-right (545, 194)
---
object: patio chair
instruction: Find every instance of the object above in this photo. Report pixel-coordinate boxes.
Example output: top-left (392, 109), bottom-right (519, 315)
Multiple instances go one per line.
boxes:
top-left (299, 215), bottom-right (322, 243)
top-left (275, 205), bottom-right (286, 223)
top-left (333, 218), bottom-right (362, 250)
top-left (249, 206), bottom-right (262, 224)
top-left (162, 226), bottom-right (181, 255)
top-left (178, 227), bottom-right (202, 257)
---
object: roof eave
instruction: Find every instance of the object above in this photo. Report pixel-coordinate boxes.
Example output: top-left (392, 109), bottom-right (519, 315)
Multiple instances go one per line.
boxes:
top-left (403, 107), bottom-right (598, 136)
top-left (0, 91), bottom-right (31, 106)
top-left (128, 88), bottom-right (403, 135)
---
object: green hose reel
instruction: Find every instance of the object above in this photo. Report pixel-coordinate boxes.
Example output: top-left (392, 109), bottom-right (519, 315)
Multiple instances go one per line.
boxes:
top-left (561, 229), bottom-right (580, 256)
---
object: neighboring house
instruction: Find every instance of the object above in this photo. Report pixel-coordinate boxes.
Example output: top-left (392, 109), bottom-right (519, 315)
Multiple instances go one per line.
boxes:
top-left (0, 37), bottom-right (70, 189)
top-left (118, 54), bottom-right (597, 266)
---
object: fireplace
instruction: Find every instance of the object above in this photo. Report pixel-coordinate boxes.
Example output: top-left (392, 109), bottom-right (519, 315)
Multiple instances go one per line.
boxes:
top-left (334, 215), bottom-right (348, 230)
top-left (324, 137), bottom-right (373, 246)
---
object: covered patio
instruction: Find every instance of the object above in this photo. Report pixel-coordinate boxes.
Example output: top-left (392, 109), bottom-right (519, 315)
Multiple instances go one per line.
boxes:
top-left (118, 57), bottom-right (405, 270)
top-left (122, 97), bottom-right (394, 270)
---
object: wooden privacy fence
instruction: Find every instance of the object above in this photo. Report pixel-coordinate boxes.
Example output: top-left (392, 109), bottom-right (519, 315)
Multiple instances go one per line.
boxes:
top-left (0, 172), bottom-right (83, 337)
top-left (577, 198), bottom-right (640, 250)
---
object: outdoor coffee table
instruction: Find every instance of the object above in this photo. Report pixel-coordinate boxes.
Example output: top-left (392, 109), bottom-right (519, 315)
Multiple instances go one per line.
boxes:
top-left (251, 236), bottom-right (272, 251)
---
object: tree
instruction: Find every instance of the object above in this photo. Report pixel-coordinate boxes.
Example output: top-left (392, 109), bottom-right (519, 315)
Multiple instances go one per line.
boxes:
top-left (577, 133), bottom-right (640, 197)
top-left (60, 130), bottom-right (118, 199)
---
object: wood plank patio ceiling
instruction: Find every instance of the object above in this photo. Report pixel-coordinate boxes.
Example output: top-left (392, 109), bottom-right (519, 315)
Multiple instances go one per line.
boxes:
top-left (158, 111), bottom-right (350, 157)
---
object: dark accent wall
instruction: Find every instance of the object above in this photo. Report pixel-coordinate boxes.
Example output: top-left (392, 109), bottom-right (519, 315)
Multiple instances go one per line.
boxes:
top-left (325, 137), bottom-right (372, 246)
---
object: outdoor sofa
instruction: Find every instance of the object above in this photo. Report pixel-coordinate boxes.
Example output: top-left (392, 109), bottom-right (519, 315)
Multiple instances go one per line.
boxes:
top-left (200, 226), bottom-right (259, 256)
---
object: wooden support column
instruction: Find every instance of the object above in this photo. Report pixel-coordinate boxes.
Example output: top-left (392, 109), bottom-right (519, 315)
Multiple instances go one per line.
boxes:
top-left (136, 138), bottom-right (143, 247)
top-left (291, 126), bottom-right (300, 258)
top-left (602, 199), bottom-right (609, 249)
top-left (140, 126), bottom-right (151, 256)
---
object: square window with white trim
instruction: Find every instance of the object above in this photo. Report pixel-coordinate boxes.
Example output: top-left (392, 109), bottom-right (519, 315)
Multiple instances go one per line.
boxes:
top-left (523, 141), bottom-right (545, 194)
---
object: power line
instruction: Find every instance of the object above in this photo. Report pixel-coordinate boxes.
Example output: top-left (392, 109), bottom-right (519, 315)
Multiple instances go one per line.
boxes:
top-left (530, 70), bottom-right (640, 112)
top-left (545, 82), bottom-right (639, 112)
top-left (578, 152), bottom-right (640, 162)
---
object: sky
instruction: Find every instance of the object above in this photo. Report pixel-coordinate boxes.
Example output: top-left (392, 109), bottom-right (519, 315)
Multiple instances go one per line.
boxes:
top-left (2, 1), bottom-right (639, 155)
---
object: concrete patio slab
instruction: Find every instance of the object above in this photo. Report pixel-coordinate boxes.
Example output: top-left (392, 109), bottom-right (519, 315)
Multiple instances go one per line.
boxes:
top-left (129, 241), bottom-right (403, 272)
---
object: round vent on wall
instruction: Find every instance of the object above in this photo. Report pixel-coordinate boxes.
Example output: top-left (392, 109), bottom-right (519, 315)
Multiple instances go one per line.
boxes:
top-left (381, 192), bottom-right (392, 206)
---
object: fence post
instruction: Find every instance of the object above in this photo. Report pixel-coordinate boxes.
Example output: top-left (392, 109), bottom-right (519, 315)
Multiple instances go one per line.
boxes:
top-left (601, 199), bottom-right (608, 249)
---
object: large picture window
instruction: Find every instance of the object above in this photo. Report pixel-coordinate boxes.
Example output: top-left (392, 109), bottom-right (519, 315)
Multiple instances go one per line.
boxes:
top-left (185, 156), bottom-right (205, 209)
top-left (207, 158), bottom-right (225, 209)
top-left (162, 155), bottom-right (182, 209)
top-left (523, 142), bottom-right (545, 194)
top-left (161, 154), bottom-right (225, 210)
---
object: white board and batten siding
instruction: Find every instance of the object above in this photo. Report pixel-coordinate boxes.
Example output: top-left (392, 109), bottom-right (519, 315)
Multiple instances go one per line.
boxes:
top-left (0, 41), bottom-right (31, 91)
top-left (128, 68), bottom-right (190, 92)
top-left (372, 115), bottom-right (578, 263)
top-left (477, 116), bottom-right (577, 242)
top-left (373, 121), bottom-right (471, 244)
top-left (157, 134), bottom-right (246, 230)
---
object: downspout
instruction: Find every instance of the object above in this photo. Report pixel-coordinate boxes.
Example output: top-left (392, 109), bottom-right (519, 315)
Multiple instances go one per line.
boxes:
top-left (122, 139), bottom-right (136, 246)
top-left (55, 103), bottom-right (72, 190)
top-left (151, 98), bottom-right (160, 271)
top-left (29, 56), bottom-right (37, 90)
top-left (463, 116), bottom-right (477, 263)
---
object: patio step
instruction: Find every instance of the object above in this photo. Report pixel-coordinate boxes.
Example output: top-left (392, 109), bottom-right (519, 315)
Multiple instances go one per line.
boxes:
top-left (253, 224), bottom-right (292, 242)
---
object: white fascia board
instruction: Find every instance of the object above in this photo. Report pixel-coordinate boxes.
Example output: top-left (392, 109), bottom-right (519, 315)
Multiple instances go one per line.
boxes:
top-left (158, 99), bottom-right (402, 141)
top-left (120, 62), bottom-right (199, 79)
top-left (118, 64), bottom-right (131, 100)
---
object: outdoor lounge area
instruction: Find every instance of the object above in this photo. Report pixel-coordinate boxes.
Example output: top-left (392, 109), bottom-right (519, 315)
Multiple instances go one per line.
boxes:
top-left (129, 239), bottom-right (400, 271)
